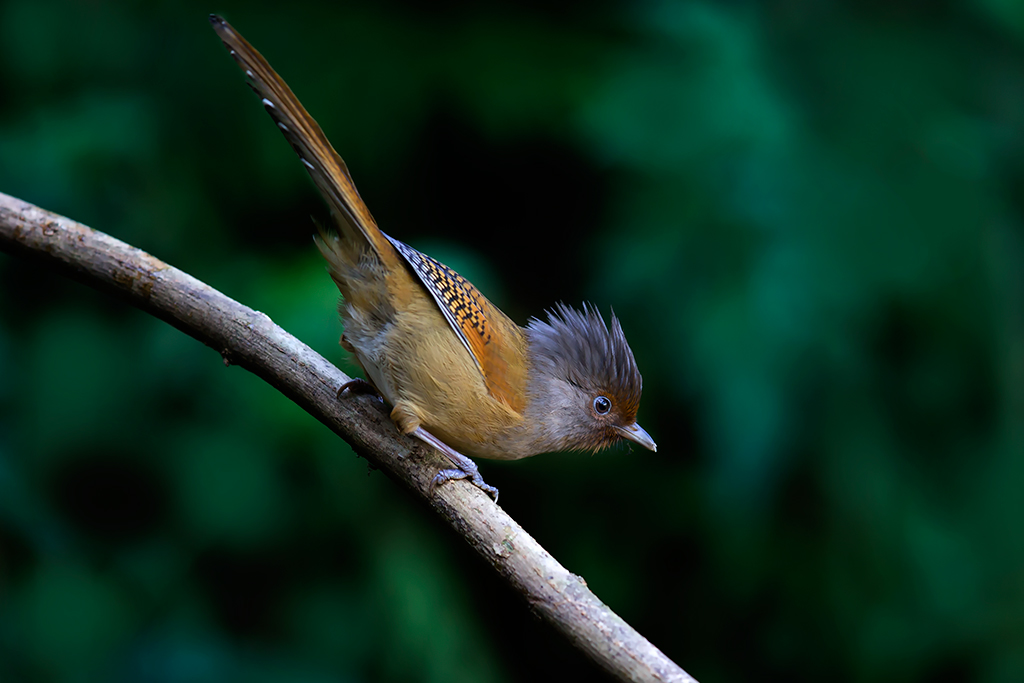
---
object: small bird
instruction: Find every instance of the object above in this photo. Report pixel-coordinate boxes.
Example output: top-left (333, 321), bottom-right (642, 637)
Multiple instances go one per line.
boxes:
top-left (210, 15), bottom-right (656, 501)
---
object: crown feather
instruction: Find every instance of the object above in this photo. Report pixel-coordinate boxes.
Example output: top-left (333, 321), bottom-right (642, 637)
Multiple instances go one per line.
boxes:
top-left (525, 303), bottom-right (643, 419)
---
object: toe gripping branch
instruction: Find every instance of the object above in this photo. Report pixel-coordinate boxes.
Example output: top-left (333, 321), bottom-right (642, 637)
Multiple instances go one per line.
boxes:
top-left (337, 377), bottom-right (381, 400)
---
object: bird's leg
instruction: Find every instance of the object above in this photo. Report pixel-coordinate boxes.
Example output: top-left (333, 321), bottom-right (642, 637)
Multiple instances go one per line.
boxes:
top-left (390, 402), bottom-right (499, 501)
top-left (337, 338), bottom-right (385, 402)
top-left (336, 377), bottom-right (382, 400)
top-left (410, 427), bottom-right (499, 503)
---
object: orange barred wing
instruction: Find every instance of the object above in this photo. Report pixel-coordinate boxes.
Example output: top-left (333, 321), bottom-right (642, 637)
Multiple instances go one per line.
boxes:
top-left (385, 235), bottom-right (526, 413)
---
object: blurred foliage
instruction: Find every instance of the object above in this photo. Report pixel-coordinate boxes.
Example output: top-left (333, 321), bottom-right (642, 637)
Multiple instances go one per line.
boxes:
top-left (3, 0), bottom-right (1024, 681)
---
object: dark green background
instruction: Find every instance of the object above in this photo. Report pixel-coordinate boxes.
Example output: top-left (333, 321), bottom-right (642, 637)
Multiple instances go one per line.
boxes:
top-left (3, 1), bottom-right (1024, 681)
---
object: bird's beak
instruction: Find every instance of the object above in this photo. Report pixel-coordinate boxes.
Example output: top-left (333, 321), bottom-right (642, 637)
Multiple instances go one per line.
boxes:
top-left (616, 422), bottom-right (657, 452)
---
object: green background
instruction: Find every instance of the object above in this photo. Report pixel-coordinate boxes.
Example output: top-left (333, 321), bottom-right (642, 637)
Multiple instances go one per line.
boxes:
top-left (3, 0), bottom-right (1024, 681)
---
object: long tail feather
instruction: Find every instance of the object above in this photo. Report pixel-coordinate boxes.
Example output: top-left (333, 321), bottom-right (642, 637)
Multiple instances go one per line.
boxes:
top-left (209, 14), bottom-right (394, 261)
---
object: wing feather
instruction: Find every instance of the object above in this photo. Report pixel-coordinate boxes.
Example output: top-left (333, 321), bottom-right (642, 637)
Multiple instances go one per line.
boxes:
top-left (385, 236), bottom-right (526, 412)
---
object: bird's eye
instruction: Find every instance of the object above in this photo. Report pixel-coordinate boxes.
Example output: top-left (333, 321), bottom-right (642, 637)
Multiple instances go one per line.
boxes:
top-left (593, 396), bottom-right (611, 415)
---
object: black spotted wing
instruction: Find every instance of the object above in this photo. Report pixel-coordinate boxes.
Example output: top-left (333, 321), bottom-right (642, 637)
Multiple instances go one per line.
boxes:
top-left (384, 234), bottom-right (493, 377)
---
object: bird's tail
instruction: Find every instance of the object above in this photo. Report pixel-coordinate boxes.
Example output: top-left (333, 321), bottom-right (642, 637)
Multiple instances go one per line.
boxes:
top-left (209, 15), bottom-right (396, 267)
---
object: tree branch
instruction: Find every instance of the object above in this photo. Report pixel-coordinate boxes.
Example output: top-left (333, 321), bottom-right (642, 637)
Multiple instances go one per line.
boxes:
top-left (0, 191), bottom-right (696, 683)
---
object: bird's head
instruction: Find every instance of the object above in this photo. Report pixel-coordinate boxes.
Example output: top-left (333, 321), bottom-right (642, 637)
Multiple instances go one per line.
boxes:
top-left (525, 304), bottom-right (656, 454)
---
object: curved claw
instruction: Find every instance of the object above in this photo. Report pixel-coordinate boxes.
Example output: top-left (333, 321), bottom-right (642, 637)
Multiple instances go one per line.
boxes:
top-left (337, 377), bottom-right (383, 401)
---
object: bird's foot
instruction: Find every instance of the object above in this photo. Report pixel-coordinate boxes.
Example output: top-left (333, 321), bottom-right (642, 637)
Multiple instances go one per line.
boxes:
top-left (411, 427), bottom-right (499, 503)
top-left (337, 377), bottom-right (382, 401)
top-left (432, 466), bottom-right (500, 503)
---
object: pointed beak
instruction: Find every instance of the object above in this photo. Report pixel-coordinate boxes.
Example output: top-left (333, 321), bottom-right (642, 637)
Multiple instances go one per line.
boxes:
top-left (615, 422), bottom-right (657, 452)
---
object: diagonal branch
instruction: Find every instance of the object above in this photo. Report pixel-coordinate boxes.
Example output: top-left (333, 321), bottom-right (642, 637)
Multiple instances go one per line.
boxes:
top-left (0, 191), bottom-right (696, 683)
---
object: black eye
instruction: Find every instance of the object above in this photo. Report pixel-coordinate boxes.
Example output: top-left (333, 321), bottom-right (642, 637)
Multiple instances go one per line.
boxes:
top-left (593, 396), bottom-right (611, 415)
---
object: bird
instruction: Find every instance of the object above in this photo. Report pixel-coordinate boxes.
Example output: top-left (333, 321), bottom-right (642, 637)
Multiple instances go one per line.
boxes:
top-left (210, 15), bottom-right (656, 501)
